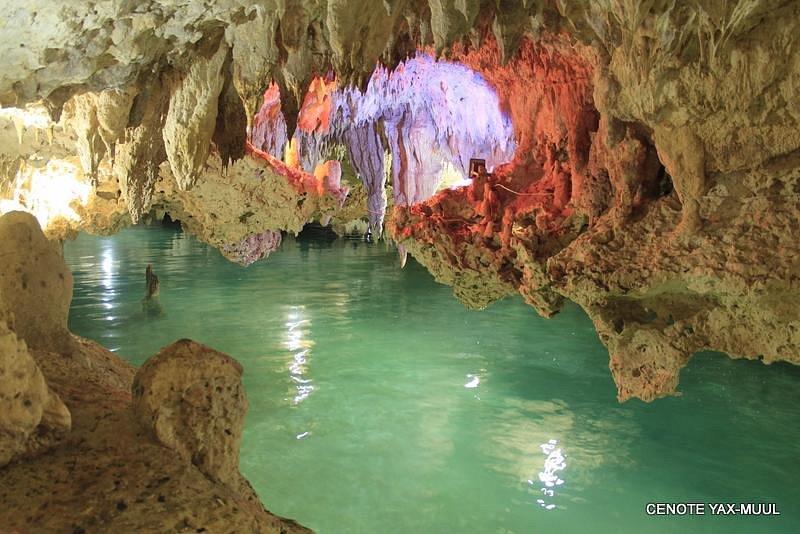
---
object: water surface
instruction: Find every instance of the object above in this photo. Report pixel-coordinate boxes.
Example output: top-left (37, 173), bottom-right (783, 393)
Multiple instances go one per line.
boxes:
top-left (65, 226), bottom-right (800, 533)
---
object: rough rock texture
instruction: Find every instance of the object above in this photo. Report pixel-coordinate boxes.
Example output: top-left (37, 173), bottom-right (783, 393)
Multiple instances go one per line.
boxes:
top-left (149, 146), bottom-right (348, 263)
top-left (62, 88), bottom-right (135, 182)
top-left (0, 211), bottom-right (71, 467)
top-left (391, 4), bottom-right (800, 401)
top-left (0, 212), bottom-right (310, 532)
top-left (0, 96), bottom-right (352, 259)
top-left (163, 40), bottom-right (228, 191)
top-left (0, 335), bottom-right (312, 533)
top-left (0, 301), bottom-right (70, 467)
top-left (1, 1), bottom-right (800, 403)
top-left (132, 339), bottom-right (248, 490)
top-left (0, 211), bottom-right (73, 352)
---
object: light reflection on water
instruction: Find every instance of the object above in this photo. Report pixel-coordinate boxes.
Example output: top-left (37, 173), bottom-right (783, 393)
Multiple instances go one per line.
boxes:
top-left (534, 439), bottom-right (566, 511)
top-left (64, 226), bottom-right (800, 534)
top-left (284, 305), bottom-right (315, 405)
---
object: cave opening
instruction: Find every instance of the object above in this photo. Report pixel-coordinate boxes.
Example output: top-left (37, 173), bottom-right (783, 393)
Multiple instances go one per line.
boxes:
top-left (160, 212), bottom-right (182, 229)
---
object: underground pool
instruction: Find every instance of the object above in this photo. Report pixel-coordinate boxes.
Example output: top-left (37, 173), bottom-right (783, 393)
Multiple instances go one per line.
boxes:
top-left (62, 224), bottom-right (800, 534)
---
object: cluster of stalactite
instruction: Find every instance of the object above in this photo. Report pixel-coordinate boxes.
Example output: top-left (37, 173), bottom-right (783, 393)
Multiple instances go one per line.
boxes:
top-left (248, 54), bottom-right (517, 236)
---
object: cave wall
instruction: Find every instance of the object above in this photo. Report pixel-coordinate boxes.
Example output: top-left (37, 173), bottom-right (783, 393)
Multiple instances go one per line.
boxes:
top-left (0, 1), bottom-right (798, 403)
top-left (393, 3), bottom-right (800, 401)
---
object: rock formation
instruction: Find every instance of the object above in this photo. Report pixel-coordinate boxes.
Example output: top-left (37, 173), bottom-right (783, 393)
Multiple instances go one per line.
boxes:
top-left (0, 2), bottom-right (798, 404)
top-left (0, 297), bottom-right (70, 467)
top-left (0, 211), bottom-right (73, 353)
top-left (132, 339), bottom-right (249, 491)
top-left (0, 212), bottom-right (309, 532)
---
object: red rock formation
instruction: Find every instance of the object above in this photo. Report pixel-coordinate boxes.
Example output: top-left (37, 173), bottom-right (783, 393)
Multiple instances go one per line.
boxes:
top-left (297, 76), bottom-right (337, 135)
top-left (390, 35), bottom-right (735, 402)
top-left (390, 35), bottom-right (602, 315)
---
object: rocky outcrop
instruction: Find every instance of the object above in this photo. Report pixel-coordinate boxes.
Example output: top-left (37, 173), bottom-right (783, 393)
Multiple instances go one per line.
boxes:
top-left (0, 211), bottom-right (73, 352)
top-left (0, 211), bottom-right (71, 466)
top-left (392, 6), bottom-right (800, 401)
top-left (62, 88), bottom-right (135, 183)
top-left (0, 301), bottom-right (70, 467)
top-left (0, 95), bottom-right (352, 260)
top-left (163, 40), bottom-right (229, 191)
top-left (0, 210), bottom-right (310, 532)
top-left (132, 339), bottom-right (248, 490)
top-left (149, 146), bottom-right (348, 264)
top-left (0, 334), bottom-right (312, 533)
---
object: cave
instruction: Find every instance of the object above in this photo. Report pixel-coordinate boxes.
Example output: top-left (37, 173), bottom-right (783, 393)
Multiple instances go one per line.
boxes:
top-left (1, 2), bottom-right (800, 532)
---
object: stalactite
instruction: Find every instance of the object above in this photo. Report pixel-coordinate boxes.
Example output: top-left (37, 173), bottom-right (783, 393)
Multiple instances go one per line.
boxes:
top-left (343, 123), bottom-right (387, 235)
top-left (252, 54), bottom-right (516, 234)
top-left (251, 84), bottom-right (288, 158)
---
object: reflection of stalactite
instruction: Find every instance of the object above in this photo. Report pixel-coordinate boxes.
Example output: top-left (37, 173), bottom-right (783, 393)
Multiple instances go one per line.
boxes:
top-left (220, 229), bottom-right (283, 266)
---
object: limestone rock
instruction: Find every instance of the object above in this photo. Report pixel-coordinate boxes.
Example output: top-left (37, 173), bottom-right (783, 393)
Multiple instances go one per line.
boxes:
top-left (0, 211), bottom-right (72, 352)
top-left (654, 125), bottom-right (706, 234)
top-left (62, 88), bottom-right (136, 180)
top-left (229, 3), bottom-right (282, 128)
top-left (151, 149), bottom-right (348, 260)
top-left (0, 309), bottom-right (70, 467)
top-left (132, 339), bottom-right (248, 489)
top-left (2, 334), bottom-right (310, 533)
top-left (113, 79), bottom-right (171, 223)
top-left (2, 0), bottom-right (800, 403)
top-left (163, 40), bottom-right (228, 191)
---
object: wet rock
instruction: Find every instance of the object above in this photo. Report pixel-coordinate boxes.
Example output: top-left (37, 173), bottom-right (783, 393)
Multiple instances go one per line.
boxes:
top-left (132, 339), bottom-right (247, 489)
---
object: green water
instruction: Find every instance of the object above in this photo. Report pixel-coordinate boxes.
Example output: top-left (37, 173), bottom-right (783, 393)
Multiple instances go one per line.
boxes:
top-left (64, 225), bottom-right (800, 534)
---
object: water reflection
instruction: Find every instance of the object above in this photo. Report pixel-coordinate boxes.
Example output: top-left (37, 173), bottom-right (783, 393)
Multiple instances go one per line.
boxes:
top-left (284, 306), bottom-right (316, 405)
top-left (464, 373), bottom-right (482, 389)
top-left (64, 228), bottom-right (800, 533)
top-left (101, 245), bottom-right (115, 290)
top-left (532, 439), bottom-right (566, 511)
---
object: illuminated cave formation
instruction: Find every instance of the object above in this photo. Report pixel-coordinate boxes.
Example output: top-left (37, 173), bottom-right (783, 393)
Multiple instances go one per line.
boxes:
top-left (391, 36), bottom-right (606, 313)
top-left (249, 54), bottom-right (517, 235)
top-left (0, 1), bottom-right (800, 412)
top-left (2, 2), bottom-right (800, 531)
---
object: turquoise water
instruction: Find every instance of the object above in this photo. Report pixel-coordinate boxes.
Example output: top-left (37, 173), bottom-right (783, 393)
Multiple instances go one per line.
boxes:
top-left (65, 226), bottom-right (800, 534)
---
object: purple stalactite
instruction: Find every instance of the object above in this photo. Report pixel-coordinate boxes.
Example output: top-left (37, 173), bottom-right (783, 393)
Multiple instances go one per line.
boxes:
top-left (250, 54), bottom-right (515, 234)
top-left (343, 122), bottom-right (386, 235)
top-left (251, 85), bottom-right (288, 158)
top-left (354, 54), bottom-right (516, 208)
